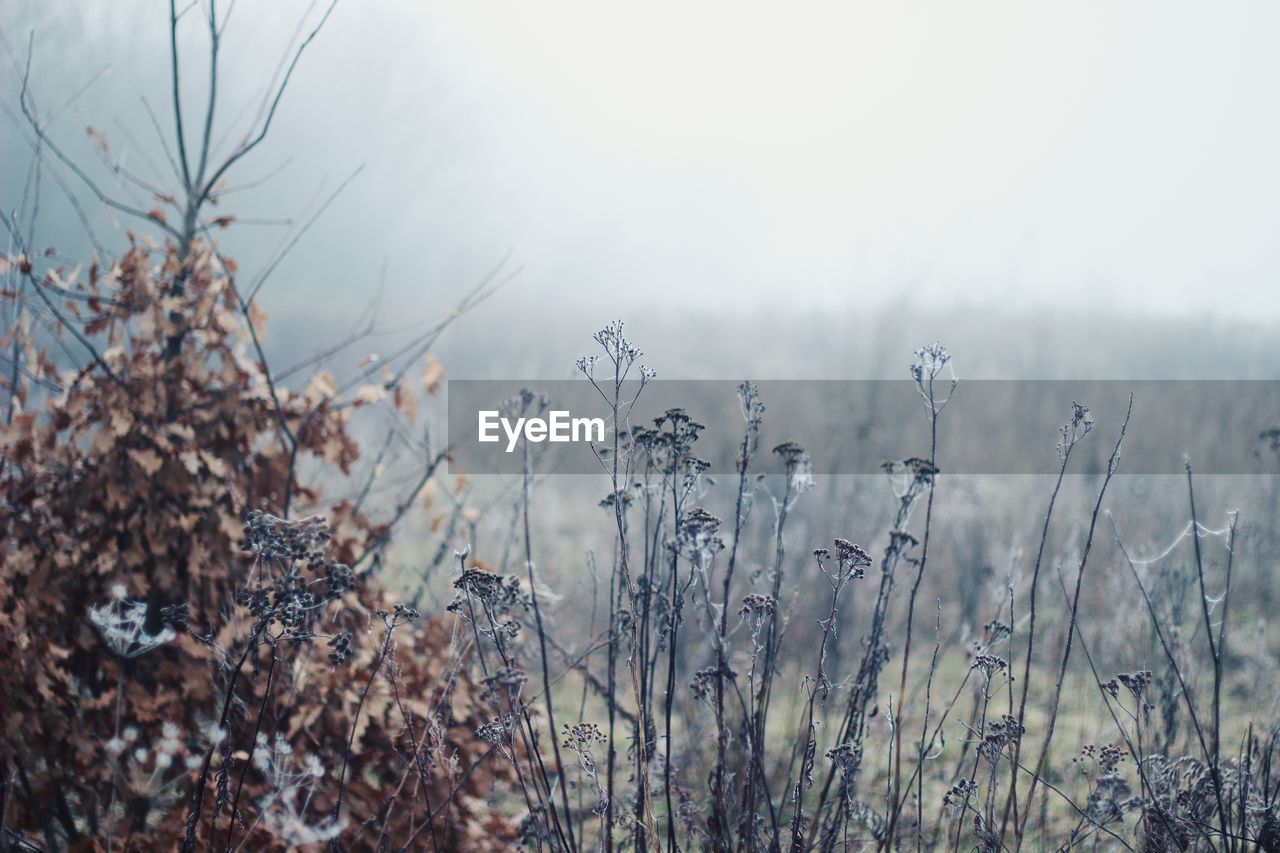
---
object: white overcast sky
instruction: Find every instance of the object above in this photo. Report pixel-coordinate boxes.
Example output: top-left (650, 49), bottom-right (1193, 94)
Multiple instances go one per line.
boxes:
top-left (6, 1), bottom-right (1280, 329)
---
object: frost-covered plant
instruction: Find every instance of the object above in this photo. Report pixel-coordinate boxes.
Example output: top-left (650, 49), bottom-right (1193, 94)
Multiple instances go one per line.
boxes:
top-left (89, 585), bottom-right (176, 658)
top-left (251, 733), bottom-right (346, 846)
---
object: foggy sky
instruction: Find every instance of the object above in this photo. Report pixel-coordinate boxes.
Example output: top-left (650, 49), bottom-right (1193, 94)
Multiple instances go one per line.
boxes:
top-left (5, 2), bottom-right (1280, 376)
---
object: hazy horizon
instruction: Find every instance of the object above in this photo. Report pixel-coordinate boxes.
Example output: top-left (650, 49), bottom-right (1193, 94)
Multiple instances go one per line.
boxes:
top-left (6, 0), bottom-right (1280, 353)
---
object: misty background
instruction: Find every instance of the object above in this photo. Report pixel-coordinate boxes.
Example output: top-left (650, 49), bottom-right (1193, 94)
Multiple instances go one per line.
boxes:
top-left (5, 1), bottom-right (1280, 380)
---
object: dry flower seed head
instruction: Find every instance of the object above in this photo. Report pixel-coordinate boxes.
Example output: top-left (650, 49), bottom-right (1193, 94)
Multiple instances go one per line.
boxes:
top-left (1117, 669), bottom-right (1153, 698)
top-left (943, 778), bottom-right (979, 808)
top-left (1058, 401), bottom-right (1096, 458)
top-left (592, 319), bottom-right (642, 365)
top-left (454, 567), bottom-right (519, 605)
top-left (911, 342), bottom-right (953, 384)
top-left (476, 715), bottom-right (517, 747)
top-left (833, 538), bottom-right (872, 567)
top-left (561, 722), bottom-right (607, 751)
top-left (679, 507), bottom-right (724, 553)
top-left (689, 664), bottom-right (736, 701)
top-left (824, 742), bottom-right (865, 799)
top-left (1098, 744), bottom-right (1127, 773)
top-left (971, 652), bottom-right (1009, 679)
top-left (979, 714), bottom-right (1025, 762)
top-left (89, 592), bottom-right (176, 658)
top-left (324, 563), bottom-right (356, 597)
top-left (738, 381), bottom-right (766, 429)
top-left (772, 441), bottom-right (808, 467)
top-left (160, 602), bottom-right (190, 628)
top-left (327, 631), bottom-right (353, 665)
top-left (242, 510), bottom-right (331, 561)
top-left (739, 593), bottom-right (776, 619)
top-left (983, 619), bottom-right (1012, 645)
top-left (600, 489), bottom-right (634, 511)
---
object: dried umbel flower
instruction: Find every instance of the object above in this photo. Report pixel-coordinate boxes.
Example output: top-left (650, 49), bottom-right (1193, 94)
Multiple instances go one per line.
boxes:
top-left (327, 632), bottom-right (353, 665)
top-left (454, 567), bottom-right (522, 606)
top-left (476, 715), bottom-right (517, 747)
top-left (833, 538), bottom-right (872, 566)
top-left (241, 510), bottom-right (331, 562)
top-left (1117, 669), bottom-right (1153, 698)
top-left (738, 593), bottom-right (776, 619)
top-left (983, 619), bottom-right (1012, 645)
top-left (561, 722), bottom-right (607, 752)
top-left (943, 778), bottom-right (979, 808)
top-left (971, 652), bottom-right (1009, 679)
top-left (253, 732), bottom-right (346, 846)
top-left (979, 714), bottom-right (1025, 762)
top-left (232, 510), bottom-right (356, 642)
top-left (1075, 743), bottom-right (1128, 774)
top-left (910, 342), bottom-right (953, 386)
top-left (833, 538), bottom-right (873, 578)
top-left (689, 663), bottom-right (736, 702)
top-left (380, 603), bottom-right (421, 622)
top-left (324, 562), bottom-right (356, 597)
top-left (561, 722), bottom-right (610, 815)
top-left (89, 586), bottom-right (176, 658)
top-left (1058, 401), bottom-right (1096, 459)
top-left (592, 320), bottom-right (642, 367)
top-left (882, 458), bottom-right (937, 507)
top-left (772, 441), bottom-right (806, 466)
top-left (599, 488), bottom-right (634, 512)
top-left (826, 742), bottom-right (864, 807)
top-left (738, 381), bottom-right (765, 428)
top-left (678, 507), bottom-right (724, 554)
top-left (160, 602), bottom-right (190, 629)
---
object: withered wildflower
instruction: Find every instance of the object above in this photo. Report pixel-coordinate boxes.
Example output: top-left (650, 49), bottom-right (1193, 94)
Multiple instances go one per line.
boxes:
top-left (380, 603), bottom-right (421, 622)
top-left (833, 538), bottom-right (871, 565)
top-left (233, 511), bottom-right (355, 642)
top-left (561, 723), bottom-right (610, 816)
top-left (561, 722), bottom-right (607, 752)
top-left (739, 593), bottom-right (776, 619)
top-left (971, 652), bottom-right (1009, 680)
top-left (241, 510), bottom-right (331, 562)
top-left (327, 632), bottom-right (353, 665)
top-left (454, 567), bottom-right (523, 606)
top-left (679, 507), bottom-right (724, 554)
top-left (599, 488), bottom-right (634, 512)
top-left (943, 778), bottom-right (978, 808)
top-left (982, 619), bottom-right (1012, 645)
top-left (832, 538), bottom-right (873, 579)
top-left (161, 602), bottom-right (190, 629)
top-left (476, 715), bottom-right (518, 747)
top-left (1058, 401), bottom-right (1095, 459)
top-left (910, 342), bottom-right (954, 388)
top-left (772, 440), bottom-right (814, 498)
top-left (978, 714), bottom-right (1025, 762)
top-left (826, 742), bottom-right (863, 807)
top-left (1075, 743), bottom-right (1127, 774)
top-left (325, 563), bottom-right (355, 597)
top-left (1117, 669), bottom-right (1153, 699)
top-left (89, 585), bottom-right (176, 658)
top-left (690, 663), bottom-right (736, 702)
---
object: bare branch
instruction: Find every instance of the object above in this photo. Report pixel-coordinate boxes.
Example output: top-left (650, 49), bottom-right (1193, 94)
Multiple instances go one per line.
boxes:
top-left (196, 0), bottom-right (338, 209)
